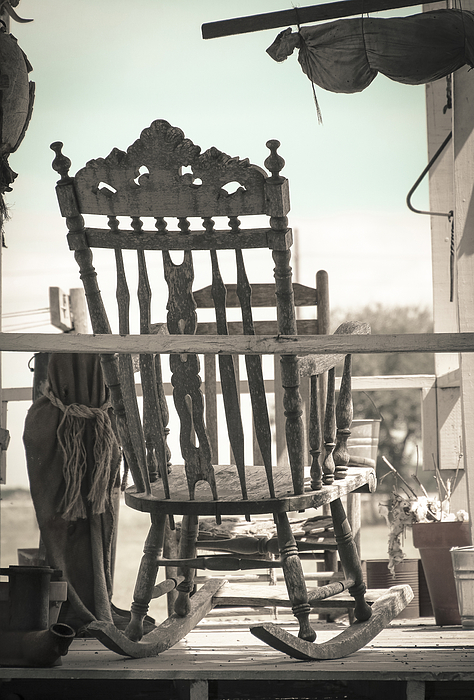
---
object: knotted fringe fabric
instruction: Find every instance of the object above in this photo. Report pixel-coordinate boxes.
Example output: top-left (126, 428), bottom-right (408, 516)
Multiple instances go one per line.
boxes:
top-left (44, 383), bottom-right (119, 521)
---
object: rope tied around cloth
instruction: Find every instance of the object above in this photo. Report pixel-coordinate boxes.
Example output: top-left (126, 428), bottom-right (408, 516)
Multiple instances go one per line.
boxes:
top-left (44, 383), bottom-right (119, 521)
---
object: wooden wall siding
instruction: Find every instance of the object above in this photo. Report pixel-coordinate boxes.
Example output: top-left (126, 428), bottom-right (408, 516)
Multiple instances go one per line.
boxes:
top-left (453, 0), bottom-right (474, 535)
top-left (423, 3), bottom-right (466, 522)
top-left (415, 0), bottom-right (474, 528)
top-left (425, 75), bottom-right (462, 470)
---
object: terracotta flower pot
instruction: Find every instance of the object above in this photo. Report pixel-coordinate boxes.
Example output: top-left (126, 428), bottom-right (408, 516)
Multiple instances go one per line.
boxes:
top-left (412, 521), bottom-right (471, 626)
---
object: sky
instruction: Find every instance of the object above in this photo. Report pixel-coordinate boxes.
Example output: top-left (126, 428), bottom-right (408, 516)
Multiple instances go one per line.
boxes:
top-left (1, 0), bottom-right (434, 487)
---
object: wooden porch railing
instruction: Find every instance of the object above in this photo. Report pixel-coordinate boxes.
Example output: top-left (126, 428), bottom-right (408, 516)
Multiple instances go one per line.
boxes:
top-left (0, 369), bottom-right (448, 486)
top-left (0, 329), bottom-right (471, 526)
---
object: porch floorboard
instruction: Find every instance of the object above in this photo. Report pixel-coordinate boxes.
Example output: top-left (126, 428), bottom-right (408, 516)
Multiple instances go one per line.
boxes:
top-left (1, 618), bottom-right (473, 699)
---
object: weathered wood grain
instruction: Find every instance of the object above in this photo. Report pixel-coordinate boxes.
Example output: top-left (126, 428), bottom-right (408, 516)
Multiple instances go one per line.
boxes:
top-left (453, 44), bottom-right (474, 542)
top-left (322, 367), bottom-right (336, 484)
top-left (298, 320), bottom-right (370, 376)
top-left (87, 578), bottom-right (226, 658)
top-left (3, 332), bottom-right (474, 355)
top-left (125, 465), bottom-right (376, 516)
top-left (81, 227), bottom-right (272, 251)
top-left (330, 498), bottom-right (371, 622)
top-left (309, 374), bottom-right (322, 490)
top-left (175, 515), bottom-right (199, 618)
top-left (272, 247), bottom-right (305, 494)
top-left (196, 319), bottom-right (318, 335)
top-left (137, 250), bottom-right (170, 488)
top-left (334, 355), bottom-right (353, 478)
top-left (235, 249), bottom-right (275, 497)
top-left (250, 584), bottom-right (414, 660)
top-left (210, 250), bottom-right (248, 501)
top-left (163, 250), bottom-right (218, 502)
top-left (3, 621), bottom-right (474, 682)
top-left (201, 0), bottom-right (421, 39)
top-left (125, 513), bottom-right (167, 642)
top-left (71, 120), bottom-right (268, 218)
top-left (211, 584), bottom-right (398, 609)
top-left (49, 121), bottom-right (419, 662)
top-left (211, 581), bottom-right (406, 609)
top-left (193, 282), bottom-right (318, 308)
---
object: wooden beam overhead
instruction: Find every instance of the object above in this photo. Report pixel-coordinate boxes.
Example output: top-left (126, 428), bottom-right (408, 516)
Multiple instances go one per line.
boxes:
top-left (202, 0), bottom-right (422, 39)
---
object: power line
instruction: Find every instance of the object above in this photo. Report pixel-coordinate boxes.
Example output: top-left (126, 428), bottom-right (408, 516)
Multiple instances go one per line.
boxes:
top-left (2, 308), bottom-right (49, 319)
top-left (2, 322), bottom-right (52, 332)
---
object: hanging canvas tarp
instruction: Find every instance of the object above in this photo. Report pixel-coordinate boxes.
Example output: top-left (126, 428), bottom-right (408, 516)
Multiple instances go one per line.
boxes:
top-left (267, 9), bottom-right (474, 94)
top-left (23, 353), bottom-right (122, 632)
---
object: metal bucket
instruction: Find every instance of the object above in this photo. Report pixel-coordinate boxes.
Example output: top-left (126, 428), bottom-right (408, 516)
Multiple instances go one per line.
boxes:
top-left (347, 419), bottom-right (381, 463)
top-left (450, 546), bottom-right (474, 629)
top-left (366, 559), bottom-right (419, 618)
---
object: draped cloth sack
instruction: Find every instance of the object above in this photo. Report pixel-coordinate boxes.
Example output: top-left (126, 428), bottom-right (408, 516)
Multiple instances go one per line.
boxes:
top-left (23, 353), bottom-right (122, 632)
top-left (267, 9), bottom-right (474, 94)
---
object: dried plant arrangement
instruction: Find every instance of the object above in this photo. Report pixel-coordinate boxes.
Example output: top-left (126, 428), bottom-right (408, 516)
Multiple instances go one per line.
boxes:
top-left (378, 456), bottom-right (468, 574)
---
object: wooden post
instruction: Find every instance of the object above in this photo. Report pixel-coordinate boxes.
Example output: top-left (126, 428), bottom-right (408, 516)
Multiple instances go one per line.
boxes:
top-left (69, 287), bottom-right (89, 333)
top-left (453, 0), bottom-right (474, 534)
top-left (406, 680), bottom-right (426, 700)
top-left (174, 679), bottom-right (209, 700)
top-left (423, 2), bottom-right (469, 516)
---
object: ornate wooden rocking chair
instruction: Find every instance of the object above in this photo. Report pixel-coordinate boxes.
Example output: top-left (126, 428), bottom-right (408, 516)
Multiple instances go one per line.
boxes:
top-left (51, 120), bottom-right (412, 660)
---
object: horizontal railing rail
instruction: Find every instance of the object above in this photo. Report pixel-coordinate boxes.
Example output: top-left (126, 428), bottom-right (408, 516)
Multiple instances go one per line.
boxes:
top-left (0, 374), bottom-right (439, 403)
top-left (0, 332), bottom-right (473, 355)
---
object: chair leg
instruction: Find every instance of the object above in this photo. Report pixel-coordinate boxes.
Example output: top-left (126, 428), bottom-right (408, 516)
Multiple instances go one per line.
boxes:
top-left (275, 512), bottom-right (316, 642)
top-left (164, 519), bottom-right (179, 617)
top-left (125, 512), bottom-right (167, 642)
top-left (174, 514), bottom-right (198, 617)
top-left (330, 497), bottom-right (372, 622)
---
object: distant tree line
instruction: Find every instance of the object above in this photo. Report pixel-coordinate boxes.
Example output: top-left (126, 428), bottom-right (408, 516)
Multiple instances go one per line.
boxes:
top-left (331, 304), bottom-right (435, 494)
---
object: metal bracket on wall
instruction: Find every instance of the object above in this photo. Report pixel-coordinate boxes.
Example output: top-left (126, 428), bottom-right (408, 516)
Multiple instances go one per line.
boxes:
top-left (406, 131), bottom-right (455, 301)
top-left (406, 131), bottom-right (453, 218)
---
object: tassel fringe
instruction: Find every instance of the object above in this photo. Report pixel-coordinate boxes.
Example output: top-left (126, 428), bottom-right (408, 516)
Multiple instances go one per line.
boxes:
top-left (45, 384), bottom-right (119, 521)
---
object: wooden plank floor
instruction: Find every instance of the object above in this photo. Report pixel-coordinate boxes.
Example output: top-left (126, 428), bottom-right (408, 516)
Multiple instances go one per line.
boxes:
top-left (1, 618), bottom-right (474, 700)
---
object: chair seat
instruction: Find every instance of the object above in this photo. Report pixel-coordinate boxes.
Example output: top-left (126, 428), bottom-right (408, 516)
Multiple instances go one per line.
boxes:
top-left (124, 465), bottom-right (376, 516)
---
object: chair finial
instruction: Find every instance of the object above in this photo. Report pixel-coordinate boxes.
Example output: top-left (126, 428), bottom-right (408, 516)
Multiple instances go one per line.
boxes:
top-left (265, 139), bottom-right (285, 182)
top-left (50, 142), bottom-right (71, 181)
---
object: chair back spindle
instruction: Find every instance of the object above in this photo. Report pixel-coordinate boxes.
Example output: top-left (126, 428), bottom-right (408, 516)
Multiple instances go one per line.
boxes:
top-left (210, 249), bottom-right (248, 501)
